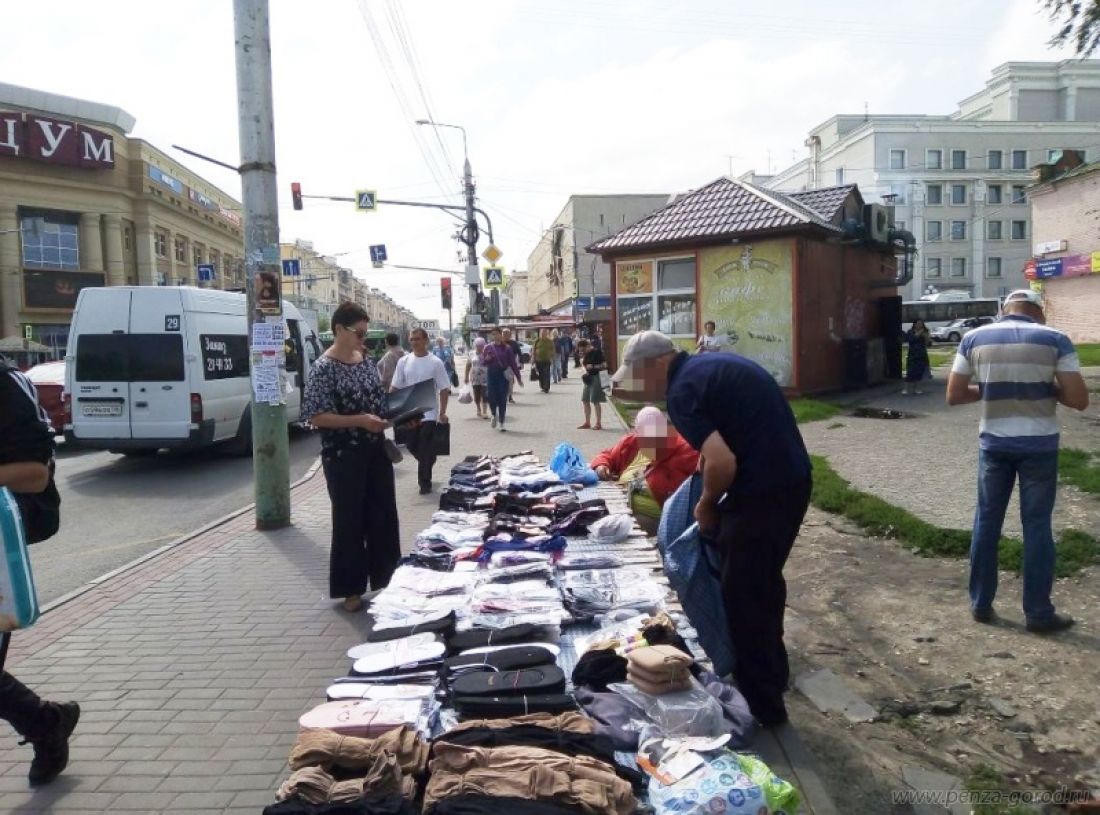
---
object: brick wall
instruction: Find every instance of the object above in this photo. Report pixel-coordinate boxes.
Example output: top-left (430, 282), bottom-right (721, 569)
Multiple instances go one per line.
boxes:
top-left (1030, 171), bottom-right (1100, 255)
top-left (1044, 275), bottom-right (1100, 343)
top-left (1030, 169), bottom-right (1100, 344)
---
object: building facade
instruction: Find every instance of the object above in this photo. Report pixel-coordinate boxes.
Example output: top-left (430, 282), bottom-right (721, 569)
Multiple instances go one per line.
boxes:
top-left (500, 270), bottom-right (528, 318)
top-left (525, 194), bottom-right (669, 316)
top-left (1026, 151), bottom-right (1100, 342)
top-left (763, 61), bottom-right (1100, 300)
top-left (0, 83), bottom-right (246, 354)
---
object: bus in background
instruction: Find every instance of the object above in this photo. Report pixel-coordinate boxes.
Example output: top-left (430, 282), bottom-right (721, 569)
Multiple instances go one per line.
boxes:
top-left (317, 328), bottom-right (387, 361)
top-left (902, 293), bottom-right (1001, 338)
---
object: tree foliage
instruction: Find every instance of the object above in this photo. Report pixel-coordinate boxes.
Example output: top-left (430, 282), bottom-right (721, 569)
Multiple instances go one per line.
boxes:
top-left (1043, 0), bottom-right (1100, 55)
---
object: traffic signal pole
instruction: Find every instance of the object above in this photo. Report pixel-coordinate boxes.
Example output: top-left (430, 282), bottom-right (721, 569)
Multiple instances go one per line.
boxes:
top-left (234, 0), bottom-right (291, 529)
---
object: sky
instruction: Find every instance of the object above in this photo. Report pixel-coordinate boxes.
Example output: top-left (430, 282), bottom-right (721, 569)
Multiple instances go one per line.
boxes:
top-left (0, 0), bottom-right (1078, 323)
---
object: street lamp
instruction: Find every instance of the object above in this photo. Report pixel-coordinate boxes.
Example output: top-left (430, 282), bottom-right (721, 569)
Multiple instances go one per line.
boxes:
top-left (415, 118), bottom-right (483, 320)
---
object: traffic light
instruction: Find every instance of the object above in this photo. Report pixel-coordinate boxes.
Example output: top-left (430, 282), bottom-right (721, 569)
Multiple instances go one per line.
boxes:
top-left (291, 182), bottom-right (303, 210)
top-left (440, 277), bottom-right (452, 310)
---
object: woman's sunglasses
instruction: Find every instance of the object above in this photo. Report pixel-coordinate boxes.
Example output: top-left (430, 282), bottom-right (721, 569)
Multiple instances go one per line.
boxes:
top-left (340, 326), bottom-right (368, 339)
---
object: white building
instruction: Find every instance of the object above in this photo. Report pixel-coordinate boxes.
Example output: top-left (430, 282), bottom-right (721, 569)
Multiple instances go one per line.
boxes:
top-left (525, 194), bottom-right (669, 315)
top-left (762, 61), bottom-right (1100, 299)
top-left (500, 270), bottom-right (529, 318)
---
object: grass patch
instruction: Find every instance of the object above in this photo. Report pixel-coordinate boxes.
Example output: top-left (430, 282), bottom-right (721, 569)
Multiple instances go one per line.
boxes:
top-left (789, 398), bottom-right (842, 425)
top-left (1076, 342), bottom-right (1100, 367)
top-left (810, 455), bottom-right (1098, 576)
top-left (927, 346), bottom-right (956, 367)
top-left (1060, 448), bottom-right (1100, 496)
top-left (964, 764), bottom-right (1034, 815)
top-left (609, 397), bottom-right (666, 429)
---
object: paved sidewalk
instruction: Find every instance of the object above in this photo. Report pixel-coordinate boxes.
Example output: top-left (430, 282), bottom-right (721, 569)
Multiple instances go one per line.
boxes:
top-left (0, 375), bottom-right (625, 813)
top-left (801, 366), bottom-right (1100, 539)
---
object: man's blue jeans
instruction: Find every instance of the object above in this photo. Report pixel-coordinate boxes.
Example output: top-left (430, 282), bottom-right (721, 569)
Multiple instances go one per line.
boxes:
top-left (970, 447), bottom-right (1058, 623)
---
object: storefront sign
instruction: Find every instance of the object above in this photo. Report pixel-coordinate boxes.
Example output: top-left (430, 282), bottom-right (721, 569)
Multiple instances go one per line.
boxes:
top-left (0, 111), bottom-right (115, 168)
top-left (615, 261), bottom-right (653, 295)
top-left (1034, 239), bottom-right (1067, 255)
top-left (1029, 254), bottom-right (1093, 280)
top-left (1062, 254), bottom-right (1092, 278)
top-left (699, 240), bottom-right (795, 387)
top-left (189, 188), bottom-right (217, 210)
top-left (617, 297), bottom-right (653, 335)
top-left (219, 205), bottom-right (242, 228)
top-left (23, 270), bottom-right (105, 310)
top-left (149, 166), bottom-right (184, 194)
top-left (1033, 258), bottom-right (1063, 279)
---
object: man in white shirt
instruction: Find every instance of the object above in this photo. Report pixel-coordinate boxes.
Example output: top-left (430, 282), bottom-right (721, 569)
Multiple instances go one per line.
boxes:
top-left (391, 327), bottom-right (451, 494)
top-left (696, 321), bottom-right (727, 353)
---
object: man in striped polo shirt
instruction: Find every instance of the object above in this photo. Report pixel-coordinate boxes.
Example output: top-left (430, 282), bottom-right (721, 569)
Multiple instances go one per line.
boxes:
top-left (947, 289), bottom-right (1089, 633)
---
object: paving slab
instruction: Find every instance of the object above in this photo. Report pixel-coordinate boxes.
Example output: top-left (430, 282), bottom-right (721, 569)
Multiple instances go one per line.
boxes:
top-left (1, 374), bottom-right (836, 813)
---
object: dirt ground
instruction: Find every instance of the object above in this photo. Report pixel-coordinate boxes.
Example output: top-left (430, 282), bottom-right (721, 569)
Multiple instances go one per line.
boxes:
top-left (781, 372), bottom-right (1100, 813)
top-left (784, 507), bottom-right (1099, 813)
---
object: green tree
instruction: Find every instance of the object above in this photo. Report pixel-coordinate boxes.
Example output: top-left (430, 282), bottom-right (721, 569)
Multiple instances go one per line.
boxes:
top-left (1043, 0), bottom-right (1100, 55)
top-left (317, 313), bottom-right (331, 333)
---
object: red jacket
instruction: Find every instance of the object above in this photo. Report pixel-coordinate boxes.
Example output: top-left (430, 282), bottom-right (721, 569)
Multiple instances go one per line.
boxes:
top-left (590, 432), bottom-right (699, 506)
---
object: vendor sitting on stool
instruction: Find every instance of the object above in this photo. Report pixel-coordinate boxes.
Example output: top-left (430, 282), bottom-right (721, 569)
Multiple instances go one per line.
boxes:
top-left (590, 405), bottom-right (698, 533)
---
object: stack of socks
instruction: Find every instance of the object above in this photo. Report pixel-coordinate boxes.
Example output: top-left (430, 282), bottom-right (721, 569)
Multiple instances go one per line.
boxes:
top-left (625, 645), bottom-right (693, 695)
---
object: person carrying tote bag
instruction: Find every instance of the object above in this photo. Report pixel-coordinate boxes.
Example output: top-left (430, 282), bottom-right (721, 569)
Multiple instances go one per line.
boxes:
top-left (0, 357), bottom-right (80, 787)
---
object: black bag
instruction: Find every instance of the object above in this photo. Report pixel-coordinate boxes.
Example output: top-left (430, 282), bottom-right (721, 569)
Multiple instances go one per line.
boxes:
top-left (16, 463), bottom-right (61, 544)
top-left (529, 366), bottom-right (538, 383)
top-left (432, 422), bottom-right (451, 457)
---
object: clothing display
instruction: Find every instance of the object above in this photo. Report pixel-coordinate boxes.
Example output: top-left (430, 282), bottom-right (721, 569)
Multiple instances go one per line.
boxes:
top-left (267, 457), bottom-right (797, 814)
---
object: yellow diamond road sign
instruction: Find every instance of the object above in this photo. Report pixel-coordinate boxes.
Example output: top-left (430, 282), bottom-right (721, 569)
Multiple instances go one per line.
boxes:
top-left (482, 244), bottom-right (502, 264)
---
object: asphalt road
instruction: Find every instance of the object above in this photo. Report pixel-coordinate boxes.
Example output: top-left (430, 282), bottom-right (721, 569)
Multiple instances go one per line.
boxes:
top-left (29, 430), bottom-right (322, 604)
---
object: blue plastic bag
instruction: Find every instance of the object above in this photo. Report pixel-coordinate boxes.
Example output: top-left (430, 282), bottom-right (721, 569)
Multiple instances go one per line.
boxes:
top-left (657, 474), bottom-right (735, 677)
top-left (548, 442), bottom-right (598, 486)
top-left (1, 487), bottom-right (40, 632)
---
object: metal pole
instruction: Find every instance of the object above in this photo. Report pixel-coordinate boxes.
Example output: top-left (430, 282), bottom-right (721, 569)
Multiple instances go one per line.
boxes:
top-left (234, 0), bottom-right (290, 529)
top-left (464, 156), bottom-right (480, 312)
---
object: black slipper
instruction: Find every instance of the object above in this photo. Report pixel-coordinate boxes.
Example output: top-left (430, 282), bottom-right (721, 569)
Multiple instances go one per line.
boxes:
top-left (450, 665), bottom-right (566, 697)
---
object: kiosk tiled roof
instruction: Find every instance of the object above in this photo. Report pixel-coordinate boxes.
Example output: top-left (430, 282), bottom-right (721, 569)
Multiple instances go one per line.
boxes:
top-left (788, 184), bottom-right (857, 222)
top-left (588, 177), bottom-right (844, 254)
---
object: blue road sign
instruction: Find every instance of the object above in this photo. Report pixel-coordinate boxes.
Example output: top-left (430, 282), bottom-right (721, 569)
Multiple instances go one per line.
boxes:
top-left (369, 244), bottom-right (388, 263)
top-left (282, 258), bottom-right (301, 277)
top-left (197, 263), bottom-right (215, 281)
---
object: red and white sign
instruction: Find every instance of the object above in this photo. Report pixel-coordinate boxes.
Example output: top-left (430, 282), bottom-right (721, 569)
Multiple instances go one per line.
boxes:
top-left (0, 111), bottom-right (115, 168)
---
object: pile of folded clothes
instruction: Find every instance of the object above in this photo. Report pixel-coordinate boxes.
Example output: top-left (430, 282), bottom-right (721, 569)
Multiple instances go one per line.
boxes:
top-left (266, 456), bottom-right (803, 815)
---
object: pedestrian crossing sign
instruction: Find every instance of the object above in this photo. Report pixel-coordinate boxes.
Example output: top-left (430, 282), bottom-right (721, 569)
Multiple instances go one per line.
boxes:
top-left (484, 266), bottom-right (504, 288)
top-left (355, 190), bottom-right (378, 211)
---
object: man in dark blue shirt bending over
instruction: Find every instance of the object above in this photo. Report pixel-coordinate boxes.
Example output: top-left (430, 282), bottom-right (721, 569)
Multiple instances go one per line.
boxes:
top-left (612, 330), bottom-right (811, 726)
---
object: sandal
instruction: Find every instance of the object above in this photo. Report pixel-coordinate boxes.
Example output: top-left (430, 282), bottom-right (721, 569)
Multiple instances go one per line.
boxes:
top-left (342, 595), bottom-right (364, 613)
top-left (593, 424), bottom-right (603, 430)
top-left (577, 423), bottom-right (591, 429)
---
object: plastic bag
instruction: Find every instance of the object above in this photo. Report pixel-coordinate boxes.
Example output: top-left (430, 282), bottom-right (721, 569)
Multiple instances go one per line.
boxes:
top-left (1, 487), bottom-right (40, 632)
top-left (657, 475), bottom-right (735, 677)
top-left (648, 749), bottom-right (801, 815)
top-left (457, 385), bottom-right (473, 404)
top-left (608, 677), bottom-right (728, 740)
top-left (548, 442), bottom-right (598, 486)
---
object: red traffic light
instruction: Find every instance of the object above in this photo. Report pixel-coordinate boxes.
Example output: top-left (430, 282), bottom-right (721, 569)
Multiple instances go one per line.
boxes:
top-left (440, 277), bottom-right (452, 310)
top-left (291, 182), bottom-right (303, 210)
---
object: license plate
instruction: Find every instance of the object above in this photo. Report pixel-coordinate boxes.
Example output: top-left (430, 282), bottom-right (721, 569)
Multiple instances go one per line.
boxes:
top-left (82, 404), bottom-right (122, 417)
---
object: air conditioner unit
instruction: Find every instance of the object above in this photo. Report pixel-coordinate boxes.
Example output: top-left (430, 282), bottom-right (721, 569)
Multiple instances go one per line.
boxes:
top-left (863, 204), bottom-right (890, 244)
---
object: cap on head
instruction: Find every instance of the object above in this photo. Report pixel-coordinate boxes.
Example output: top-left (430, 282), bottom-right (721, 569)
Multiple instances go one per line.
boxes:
top-left (611, 330), bottom-right (677, 384)
top-left (1004, 289), bottom-right (1043, 309)
top-left (634, 405), bottom-right (668, 437)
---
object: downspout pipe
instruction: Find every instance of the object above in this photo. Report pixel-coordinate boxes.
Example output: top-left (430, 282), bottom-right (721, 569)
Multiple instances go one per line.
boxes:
top-left (870, 228), bottom-right (916, 288)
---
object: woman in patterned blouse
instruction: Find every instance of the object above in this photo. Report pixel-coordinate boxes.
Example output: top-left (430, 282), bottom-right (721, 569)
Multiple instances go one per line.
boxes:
top-left (301, 302), bottom-right (400, 612)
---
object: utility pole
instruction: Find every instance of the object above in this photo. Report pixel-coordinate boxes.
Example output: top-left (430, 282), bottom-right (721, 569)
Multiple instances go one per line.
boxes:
top-left (463, 154), bottom-right (480, 317)
top-left (234, 0), bottom-right (290, 529)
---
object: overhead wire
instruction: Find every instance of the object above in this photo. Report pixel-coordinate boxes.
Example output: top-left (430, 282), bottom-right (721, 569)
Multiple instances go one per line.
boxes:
top-left (354, 0), bottom-right (455, 203)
